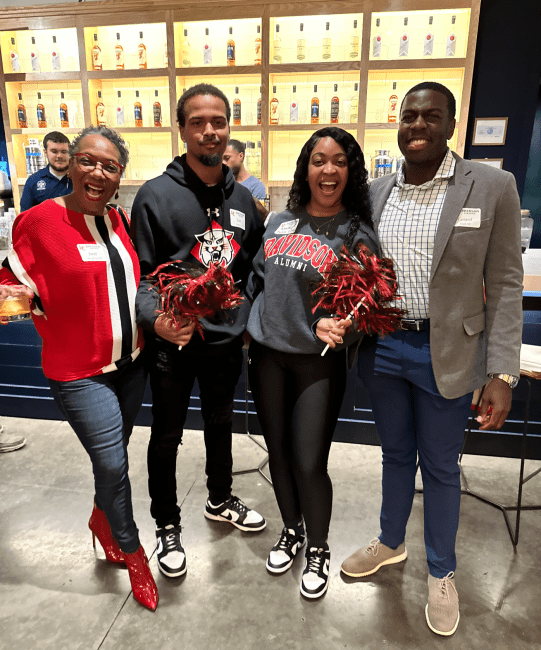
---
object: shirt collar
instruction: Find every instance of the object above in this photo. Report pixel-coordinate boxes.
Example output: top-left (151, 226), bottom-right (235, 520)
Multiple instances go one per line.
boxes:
top-left (396, 148), bottom-right (456, 189)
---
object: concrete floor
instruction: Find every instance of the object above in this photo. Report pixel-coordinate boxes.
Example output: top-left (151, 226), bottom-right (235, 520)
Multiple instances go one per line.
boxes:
top-left (0, 416), bottom-right (540, 650)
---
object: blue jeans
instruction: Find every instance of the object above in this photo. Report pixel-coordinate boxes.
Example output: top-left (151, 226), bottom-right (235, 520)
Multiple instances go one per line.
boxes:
top-left (48, 357), bottom-right (146, 554)
top-left (358, 333), bottom-right (472, 578)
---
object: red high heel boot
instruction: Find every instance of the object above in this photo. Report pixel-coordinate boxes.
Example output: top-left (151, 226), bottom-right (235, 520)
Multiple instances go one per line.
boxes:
top-left (124, 546), bottom-right (159, 611)
top-left (88, 502), bottom-right (125, 564)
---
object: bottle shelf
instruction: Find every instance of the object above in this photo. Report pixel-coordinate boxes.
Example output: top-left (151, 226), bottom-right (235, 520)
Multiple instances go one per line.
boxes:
top-left (87, 69), bottom-right (169, 79)
top-left (368, 57), bottom-right (466, 70)
top-left (3, 72), bottom-right (82, 82)
top-left (176, 65), bottom-right (263, 76)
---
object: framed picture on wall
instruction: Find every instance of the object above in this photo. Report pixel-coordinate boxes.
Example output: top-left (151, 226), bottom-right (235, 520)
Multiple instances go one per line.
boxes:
top-left (472, 118), bottom-right (508, 146)
top-left (471, 158), bottom-right (504, 169)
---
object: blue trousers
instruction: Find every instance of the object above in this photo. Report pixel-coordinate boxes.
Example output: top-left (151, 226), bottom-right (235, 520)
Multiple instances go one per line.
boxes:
top-left (48, 357), bottom-right (146, 553)
top-left (357, 333), bottom-right (472, 578)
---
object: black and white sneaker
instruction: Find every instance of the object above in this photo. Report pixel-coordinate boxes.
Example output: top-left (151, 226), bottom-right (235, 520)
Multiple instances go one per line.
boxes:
top-left (266, 528), bottom-right (306, 574)
top-left (156, 524), bottom-right (186, 578)
top-left (204, 495), bottom-right (266, 532)
top-left (300, 546), bottom-right (331, 599)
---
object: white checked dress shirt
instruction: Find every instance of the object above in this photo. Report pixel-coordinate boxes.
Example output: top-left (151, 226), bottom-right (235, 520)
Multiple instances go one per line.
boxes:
top-left (377, 149), bottom-right (456, 319)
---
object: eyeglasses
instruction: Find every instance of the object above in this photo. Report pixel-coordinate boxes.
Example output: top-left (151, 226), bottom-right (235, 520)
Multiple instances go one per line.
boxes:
top-left (73, 153), bottom-right (124, 177)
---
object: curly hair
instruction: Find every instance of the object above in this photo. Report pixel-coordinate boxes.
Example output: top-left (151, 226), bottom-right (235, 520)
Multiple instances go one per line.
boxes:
top-left (69, 125), bottom-right (129, 168)
top-left (287, 127), bottom-right (372, 251)
top-left (176, 83), bottom-right (231, 127)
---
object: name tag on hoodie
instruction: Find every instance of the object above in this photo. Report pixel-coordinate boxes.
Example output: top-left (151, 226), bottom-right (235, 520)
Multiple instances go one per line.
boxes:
top-left (230, 209), bottom-right (245, 229)
top-left (455, 208), bottom-right (481, 228)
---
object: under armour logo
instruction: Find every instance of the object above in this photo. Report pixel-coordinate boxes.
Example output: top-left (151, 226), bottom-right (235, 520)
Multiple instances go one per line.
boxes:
top-left (207, 207), bottom-right (220, 220)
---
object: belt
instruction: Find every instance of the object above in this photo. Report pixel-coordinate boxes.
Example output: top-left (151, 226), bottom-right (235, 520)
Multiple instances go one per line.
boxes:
top-left (399, 319), bottom-right (430, 332)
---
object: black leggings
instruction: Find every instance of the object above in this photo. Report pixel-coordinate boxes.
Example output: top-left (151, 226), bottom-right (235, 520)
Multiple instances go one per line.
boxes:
top-left (248, 340), bottom-right (347, 546)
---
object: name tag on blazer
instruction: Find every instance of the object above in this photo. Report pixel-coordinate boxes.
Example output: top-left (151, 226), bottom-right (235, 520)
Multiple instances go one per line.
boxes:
top-left (455, 208), bottom-right (481, 228)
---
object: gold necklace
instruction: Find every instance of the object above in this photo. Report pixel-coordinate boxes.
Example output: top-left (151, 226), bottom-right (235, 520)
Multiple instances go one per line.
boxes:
top-left (307, 211), bottom-right (341, 236)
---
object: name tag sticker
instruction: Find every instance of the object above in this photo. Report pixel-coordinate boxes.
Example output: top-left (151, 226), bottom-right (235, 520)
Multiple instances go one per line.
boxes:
top-left (230, 209), bottom-right (245, 229)
top-left (455, 208), bottom-right (481, 228)
top-left (78, 244), bottom-right (107, 262)
top-left (275, 219), bottom-right (299, 235)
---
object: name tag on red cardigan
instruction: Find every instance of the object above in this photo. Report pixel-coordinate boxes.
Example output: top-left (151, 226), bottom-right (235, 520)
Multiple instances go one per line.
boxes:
top-left (77, 244), bottom-right (107, 262)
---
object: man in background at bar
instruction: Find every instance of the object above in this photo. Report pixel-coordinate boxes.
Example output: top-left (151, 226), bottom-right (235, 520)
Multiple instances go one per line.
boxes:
top-left (223, 139), bottom-right (266, 200)
top-left (341, 82), bottom-right (523, 636)
top-left (20, 132), bottom-right (71, 212)
top-left (131, 83), bottom-right (266, 581)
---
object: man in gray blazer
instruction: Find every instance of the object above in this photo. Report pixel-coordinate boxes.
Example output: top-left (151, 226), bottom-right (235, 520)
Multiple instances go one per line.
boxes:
top-left (341, 82), bottom-right (523, 636)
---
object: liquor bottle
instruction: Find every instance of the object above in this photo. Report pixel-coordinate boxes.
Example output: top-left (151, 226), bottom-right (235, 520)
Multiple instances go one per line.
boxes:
top-left (311, 85), bottom-right (319, 124)
top-left (115, 33), bottom-right (124, 70)
top-left (52, 35), bottom-right (61, 71)
top-left (182, 29), bottom-right (191, 67)
top-left (134, 90), bottom-right (143, 127)
top-left (330, 84), bottom-right (339, 124)
top-left (233, 87), bottom-right (241, 125)
top-left (349, 19), bottom-right (359, 59)
top-left (36, 93), bottom-right (47, 128)
top-left (290, 85), bottom-right (298, 123)
top-left (30, 37), bottom-right (41, 72)
top-left (164, 41), bottom-right (168, 67)
top-left (273, 24), bottom-right (282, 63)
top-left (255, 25), bottom-right (262, 65)
top-left (227, 27), bottom-right (235, 66)
top-left (116, 90), bottom-right (125, 126)
top-left (270, 86), bottom-right (279, 125)
top-left (350, 83), bottom-right (359, 123)
top-left (255, 141), bottom-right (262, 178)
top-left (423, 16), bottom-right (434, 56)
top-left (257, 87), bottom-right (262, 125)
top-left (297, 23), bottom-right (306, 61)
top-left (322, 22), bottom-right (331, 60)
top-left (372, 18), bottom-right (382, 58)
top-left (17, 93), bottom-right (27, 128)
top-left (59, 92), bottom-right (69, 128)
top-left (388, 82), bottom-right (398, 123)
top-left (138, 32), bottom-right (147, 69)
top-left (399, 17), bottom-right (409, 57)
top-left (446, 15), bottom-right (457, 57)
top-left (10, 37), bottom-right (21, 72)
top-left (96, 91), bottom-right (106, 126)
top-left (203, 27), bottom-right (212, 65)
top-left (153, 90), bottom-right (162, 127)
top-left (91, 33), bottom-right (102, 71)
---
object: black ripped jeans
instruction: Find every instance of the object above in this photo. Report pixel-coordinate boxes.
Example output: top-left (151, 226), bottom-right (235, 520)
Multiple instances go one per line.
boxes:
top-left (146, 337), bottom-right (243, 528)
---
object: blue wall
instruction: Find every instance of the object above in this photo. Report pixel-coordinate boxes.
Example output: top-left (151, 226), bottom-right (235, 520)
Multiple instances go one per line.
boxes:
top-left (521, 90), bottom-right (541, 248)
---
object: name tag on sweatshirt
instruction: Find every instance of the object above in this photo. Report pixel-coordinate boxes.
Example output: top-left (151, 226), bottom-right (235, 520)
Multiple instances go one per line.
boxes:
top-left (230, 209), bottom-right (245, 229)
top-left (455, 208), bottom-right (481, 228)
top-left (275, 219), bottom-right (299, 234)
top-left (78, 244), bottom-right (107, 262)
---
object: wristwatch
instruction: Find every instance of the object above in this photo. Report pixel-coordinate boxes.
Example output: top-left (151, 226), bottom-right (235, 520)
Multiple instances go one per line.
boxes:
top-left (488, 373), bottom-right (520, 389)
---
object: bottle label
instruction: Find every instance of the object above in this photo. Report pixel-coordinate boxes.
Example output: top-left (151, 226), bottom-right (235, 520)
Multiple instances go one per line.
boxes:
top-left (372, 34), bottom-right (382, 57)
top-left (227, 43), bottom-right (235, 64)
top-left (255, 41), bottom-right (261, 58)
top-left (311, 101), bottom-right (319, 120)
top-left (52, 49), bottom-right (61, 70)
top-left (116, 105), bottom-right (125, 126)
top-left (97, 105), bottom-right (105, 124)
top-left (350, 100), bottom-right (358, 123)
top-left (423, 32), bottom-right (434, 56)
top-left (92, 48), bottom-right (102, 69)
top-left (233, 102), bottom-right (241, 122)
top-left (153, 104), bottom-right (161, 125)
top-left (37, 106), bottom-right (46, 122)
top-left (322, 40), bottom-right (331, 59)
top-left (116, 47), bottom-right (124, 68)
top-left (59, 106), bottom-right (68, 123)
top-left (297, 40), bottom-right (305, 60)
top-left (17, 107), bottom-right (27, 125)
top-left (350, 35), bottom-right (359, 59)
top-left (138, 44), bottom-right (147, 67)
top-left (257, 100), bottom-right (261, 124)
top-left (10, 51), bottom-right (21, 72)
top-left (290, 101), bottom-right (298, 123)
top-left (270, 100), bottom-right (279, 123)
top-left (330, 99), bottom-right (339, 122)
top-left (399, 33), bottom-right (409, 57)
top-left (203, 42), bottom-right (212, 65)
top-left (446, 33), bottom-right (456, 56)
top-left (30, 51), bottom-right (40, 72)
top-left (134, 105), bottom-right (142, 122)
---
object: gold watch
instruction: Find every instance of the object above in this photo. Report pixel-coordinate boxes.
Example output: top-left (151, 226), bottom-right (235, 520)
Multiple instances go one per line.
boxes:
top-left (488, 373), bottom-right (519, 389)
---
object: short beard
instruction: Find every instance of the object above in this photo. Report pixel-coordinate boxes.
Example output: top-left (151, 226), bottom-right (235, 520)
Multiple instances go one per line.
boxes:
top-left (198, 153), bottom-right (223, 167)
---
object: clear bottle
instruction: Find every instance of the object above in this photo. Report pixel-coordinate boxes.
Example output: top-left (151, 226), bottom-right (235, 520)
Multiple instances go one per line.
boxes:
top-left (116, 90), bottom-right (125, 126)
top-left (115, 33), bottom-right (124, 70)
top-left (446, 15), bottom-right (457, 57)
top-left (10, 36), bottom-right (20, 72)
top-left (30, 37), bottom-right (41, 72)
top-left (17, 93), bottom-right (27, 128)
top-left (257, 86), bottom-right (262, 125)
top-left (59, 91), bottom-right (69, 128)
top-left (423, 16), bottom-right (434, 56)
top-left (330, 84), bottom-right (339, 124)
top-left (255, 25), bottom-right (262, 65)
top-left (270, 86), bottom-right (279, 125)
top-left (52, 35), bottom-right (61, 71)
top-left (273, 24), bottom-right (282, 63)
top-left (36, 93), bottom-right (47, 128)
top-left (227, 27), bottom-right (235, 66)
top-left (255, 141), bottom-right (262, 178)
top-left (182, 29), bottom-right (191, 67)
top-left (96, 90), bottom-right (106, 126)
top-left (322, 22), bottom-right (331, 60)
top-left (350, 83), bottom-right (359, 123)
top-left (349, 19), bottom-right (359, 59)
top-left (372, 18), bottom-right (382, 58)
top-left (297, 23), bottom-right (306, 61)
top-left (134, 90), bottom-right (143, 127)
top-left (388, 82), bottom-right (398, 123)
top-left (311, 85), bottom-right (319, 124)
top-left (138, 31), bottom-right (147, 69)
top-left (290, 85), bottom-right (298, 123)
top-left (399, 17), bottom-right (409, 57)
top-left (233, 86), bottom-right (241, 125)
top-left (203, 27), bottom-right (212, 65)
top-left (91, 33), bottom-right (102, 71)
top-left (153, 90), bottom-right (162, 127)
